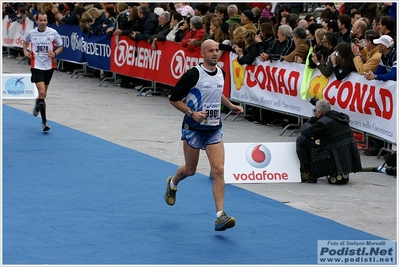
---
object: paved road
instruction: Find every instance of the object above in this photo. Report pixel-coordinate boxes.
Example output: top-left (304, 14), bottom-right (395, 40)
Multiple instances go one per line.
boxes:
top-left (2, 56), bottom-right (397, 241)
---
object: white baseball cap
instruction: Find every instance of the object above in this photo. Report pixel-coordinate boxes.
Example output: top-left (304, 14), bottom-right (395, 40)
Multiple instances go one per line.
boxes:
top-left (373, 35), bottom-right (395, 48)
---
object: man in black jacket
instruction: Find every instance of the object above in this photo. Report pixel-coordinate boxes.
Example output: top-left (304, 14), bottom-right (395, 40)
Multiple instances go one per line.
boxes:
top-left (296, 99), bottom-right (362, 183)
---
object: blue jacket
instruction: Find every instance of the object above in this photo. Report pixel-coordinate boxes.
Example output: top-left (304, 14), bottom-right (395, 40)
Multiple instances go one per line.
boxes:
top-left (374, 48), bottom-right (397, 81)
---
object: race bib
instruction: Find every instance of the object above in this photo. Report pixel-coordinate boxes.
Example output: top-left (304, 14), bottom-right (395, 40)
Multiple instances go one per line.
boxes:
top-left (201, 102), bottom-right (220, 126)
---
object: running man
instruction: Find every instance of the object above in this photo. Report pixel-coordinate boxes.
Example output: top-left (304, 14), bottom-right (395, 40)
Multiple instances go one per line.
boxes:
top-left (23, 12), bottom-right (63, 131)
top-left (165, 39), bottom-right (244, 231)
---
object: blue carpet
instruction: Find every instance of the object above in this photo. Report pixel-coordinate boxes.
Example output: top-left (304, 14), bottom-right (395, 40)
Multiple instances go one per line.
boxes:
top-left (2, 104), bottom-right (389, 264)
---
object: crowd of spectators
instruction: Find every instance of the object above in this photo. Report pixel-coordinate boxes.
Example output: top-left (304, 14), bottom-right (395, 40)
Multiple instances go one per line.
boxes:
top-left (3, 2), bottom-right (397, 153)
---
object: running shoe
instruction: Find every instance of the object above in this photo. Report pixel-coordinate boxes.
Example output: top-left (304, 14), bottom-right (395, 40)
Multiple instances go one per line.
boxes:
top-left (215, 212), bottom-right (236, 231)
top-left (33, 100), bottom-right (39, 116)
top-left (42, 122), bottom-right (50, 132)
top-left (164, 176), bottom-right (177, 206)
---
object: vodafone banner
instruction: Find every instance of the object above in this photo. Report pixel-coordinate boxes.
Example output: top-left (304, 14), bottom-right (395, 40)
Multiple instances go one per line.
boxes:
top-left (110, 36), bottom-right (231, 97)
top-left (2, 16), bottom-right (34, 48)
top-left (229, 54), bottom-right (397, 144)
top-left (224, 142), bottom-right (301, 184)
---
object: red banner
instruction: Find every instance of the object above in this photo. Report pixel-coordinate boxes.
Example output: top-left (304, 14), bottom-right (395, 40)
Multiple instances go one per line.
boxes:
top-left (110, 35), bottom-right (231, 97)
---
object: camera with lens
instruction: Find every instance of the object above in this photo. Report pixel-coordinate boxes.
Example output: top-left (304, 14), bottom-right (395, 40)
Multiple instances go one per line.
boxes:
top-left (309, 95), bottom-right (319, 106)
top-left (314, 51), bottom-right (323, 60)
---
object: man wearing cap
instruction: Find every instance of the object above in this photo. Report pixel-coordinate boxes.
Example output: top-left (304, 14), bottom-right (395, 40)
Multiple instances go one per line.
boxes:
top-left (364, 35), bottom-right (396, 81)
top-left (241, 10), bottom-right (257, 32)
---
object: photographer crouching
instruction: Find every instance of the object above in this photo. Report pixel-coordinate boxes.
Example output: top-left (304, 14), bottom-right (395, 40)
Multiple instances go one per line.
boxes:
top-left (296, 99), bottom-right (362, 184)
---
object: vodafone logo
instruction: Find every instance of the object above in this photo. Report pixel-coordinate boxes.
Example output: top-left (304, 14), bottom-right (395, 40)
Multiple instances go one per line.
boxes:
top-left (246, 144), bottom-right (271, 168)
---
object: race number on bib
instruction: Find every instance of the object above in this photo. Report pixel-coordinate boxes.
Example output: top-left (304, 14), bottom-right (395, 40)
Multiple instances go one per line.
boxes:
top-left (201, 102), bottom-right (220, 126)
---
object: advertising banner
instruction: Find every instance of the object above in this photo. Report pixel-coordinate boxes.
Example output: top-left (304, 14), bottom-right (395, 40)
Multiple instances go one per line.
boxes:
top-left (2, 16), bottom-right (34, 48)
top-left (110, 36), bottom-right (231, 97)
top-left (224, 142), bottom-right (301, 184)
top-left (2, 73), bottom-right (38, 99)
top-left (48, 23), bottom-right (111, 71)
top-left (229, 54), bottom-right (397, 143)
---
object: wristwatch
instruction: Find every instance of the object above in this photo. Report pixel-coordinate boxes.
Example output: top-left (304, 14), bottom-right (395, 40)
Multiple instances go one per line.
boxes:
top-left (186, 109), bottom-right (193, 117)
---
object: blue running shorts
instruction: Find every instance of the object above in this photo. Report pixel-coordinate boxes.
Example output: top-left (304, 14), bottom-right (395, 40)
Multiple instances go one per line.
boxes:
top-left (181, 128), bottom-right (223, 150)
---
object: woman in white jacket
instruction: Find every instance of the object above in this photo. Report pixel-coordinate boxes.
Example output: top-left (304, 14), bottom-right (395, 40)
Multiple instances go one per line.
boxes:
top-left (166, 12), bottom-right (186, 42)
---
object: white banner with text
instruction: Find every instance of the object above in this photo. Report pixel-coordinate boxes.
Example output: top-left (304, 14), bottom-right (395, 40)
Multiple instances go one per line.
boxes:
top-left (229, 54), bottom-right (397, 144)
top-left (224, 142), bottom-right (301, 184)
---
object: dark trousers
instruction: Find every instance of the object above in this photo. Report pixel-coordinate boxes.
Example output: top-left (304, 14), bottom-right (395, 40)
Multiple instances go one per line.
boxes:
top-left (296, 134), bottom-right (313, 173)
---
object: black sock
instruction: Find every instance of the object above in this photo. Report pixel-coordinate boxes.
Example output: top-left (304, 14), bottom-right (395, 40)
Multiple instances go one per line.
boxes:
top-left (39, 99), bottom-right (47, 124)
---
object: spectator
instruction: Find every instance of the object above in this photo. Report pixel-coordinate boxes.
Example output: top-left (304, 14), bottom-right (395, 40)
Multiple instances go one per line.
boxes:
top-left (308, 28), bottom-right (328, 68)
top-left (344, 3), bottom-right (362, 16)
top-left (304, 14), bottom-right (316, 27)
top-left (16, 6), bottom-right (28, 24)
top-left (106, 3), bottom-right (131, 36)
top-left (165, 12), bottom-right (185, 42)
top-left (285, 13), bottom-right (299, 30)
top-left (371, 16), bottom-right (381, 32)
top-left (350, 10), bottom-right (362, 26)
top-left (337, 14), bottom-right (352, 44)
top-left (296, 99), bottom-right (362, 183)
top-left (181, 15), bottom-right (205, 52)
top-left (257, 21), bottom-right (277, 58)
top-left (202, 13), bottom-right (215, 40)
top-left (240, 10), bottom-right (257, 32)
top-left (379, 16), bottom-right (396, 42)
top-left (325, 3), bottom-right (339, 21)
top-left (251, 7), bottom-right (261, 24)
top-left (363, 34), bottom-right (396, 156)
top-left (150, 12), bottom-right (171, 49)
top-left (233, 29), bottom-right (259, 65)
top-left (330, 42), bottom-right (356, 80)
top-left (263, 25), bottom-right (295, 62)
top-left (174, 2), bottom-right (194, 18)
top-left (86, 7), bottom-right (109, 36)
top-left (351, 29), bottom-right (382, 74)
top-left (130, 5), bottom-right (158, 41)
top-left (221, 4), bottom-right (242, 34)
top-left (351, 19), bottom-right (367, 46)
top-left (284, 27), bottom-right (309, 63)
top-left (322, 19), bottom-right (338, 34)
top-left (256, 16), bottom-right (271, 34)
top-left (306, 23), bottom-right (323, 43)
top-left (365, 35), bottom-right (396, 81)
top-left (358, 3), bottom-right (378, 23)
top-left (260, 3), bottom-right (274, 23)
top-left (207, 17), bottom-right (226, 43)
top-left (194, 3), bottom-right (209, 17)
top-left (317, 8), bottom-right (333, 25)
top-left (311, 32), bottom-right (338, 78)
top-left (218, 22), bottom-right (240, 57)
top-left (214, 5), bottom-right (228, 22)
top-left (274, 4), bottom-right (291, 33)
top-left (297, 19), bottom-right (308, 30)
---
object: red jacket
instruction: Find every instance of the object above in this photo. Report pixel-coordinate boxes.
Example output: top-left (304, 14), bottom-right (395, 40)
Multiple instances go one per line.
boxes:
top-left (181, 28), bottom-right (205, 52)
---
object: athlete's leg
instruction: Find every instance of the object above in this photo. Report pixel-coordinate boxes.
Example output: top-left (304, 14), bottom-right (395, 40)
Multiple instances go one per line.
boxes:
top-left (205, 141), bottom-right (225, 212)
top-left (172, 140), bottom-right (200, 185)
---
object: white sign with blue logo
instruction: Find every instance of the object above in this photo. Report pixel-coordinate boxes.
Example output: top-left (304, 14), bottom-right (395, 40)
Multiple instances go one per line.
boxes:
top-left (224, 142), bottom-right (301, 183)
top-left (2, 74), bottom-right (37, 99)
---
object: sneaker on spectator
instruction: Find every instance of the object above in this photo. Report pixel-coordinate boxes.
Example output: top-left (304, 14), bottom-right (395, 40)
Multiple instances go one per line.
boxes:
top-left (215, 212), bottom-right (236, 231)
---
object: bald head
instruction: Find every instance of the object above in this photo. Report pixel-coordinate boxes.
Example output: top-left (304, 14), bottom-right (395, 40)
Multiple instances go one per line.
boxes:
top-left (201, 39), bottom-right (218, 52)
